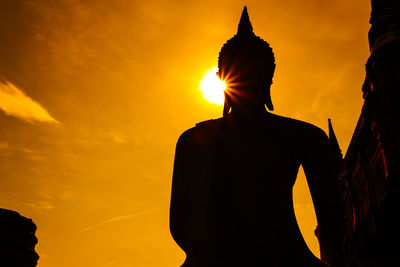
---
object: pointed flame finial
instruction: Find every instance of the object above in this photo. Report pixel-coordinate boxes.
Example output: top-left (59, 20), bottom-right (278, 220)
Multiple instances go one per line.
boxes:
top-left (237, 6), bottom-right (253, 36)
top-left (328, 118), bottom-right (343, 160)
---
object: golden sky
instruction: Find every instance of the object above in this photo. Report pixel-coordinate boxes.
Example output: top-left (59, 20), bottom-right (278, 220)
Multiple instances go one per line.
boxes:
top-left (0, 1), bottom-right (370, 266)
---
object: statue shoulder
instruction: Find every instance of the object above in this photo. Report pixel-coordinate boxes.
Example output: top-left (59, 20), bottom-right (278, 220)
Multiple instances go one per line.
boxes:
top-left (195, 118), bottom-right (225, 129)
top-left (268, 113), bottom-right (328, 141)
top-left (295, 120), bottom-right (328, 140)
top-left (176, 118), bottom-right (225, 148)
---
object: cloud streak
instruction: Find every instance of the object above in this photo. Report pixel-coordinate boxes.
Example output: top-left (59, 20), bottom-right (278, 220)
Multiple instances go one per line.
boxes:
top-left (80, 209), bottom-right (158, 232)
top-left (0, 80), bottom-right (59, 124)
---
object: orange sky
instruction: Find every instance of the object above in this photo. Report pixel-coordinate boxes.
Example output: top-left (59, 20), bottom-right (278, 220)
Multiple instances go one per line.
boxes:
top-left (0, 1), bottom-right (371, 266)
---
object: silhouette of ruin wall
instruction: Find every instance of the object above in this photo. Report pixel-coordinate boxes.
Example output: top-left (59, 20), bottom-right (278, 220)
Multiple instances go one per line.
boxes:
top-left (321, 1), bottom-right (400, 266)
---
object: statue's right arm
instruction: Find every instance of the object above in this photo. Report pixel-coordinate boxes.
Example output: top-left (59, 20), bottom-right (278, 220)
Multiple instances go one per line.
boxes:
top-left (170, 129), bottom-right (194, 251)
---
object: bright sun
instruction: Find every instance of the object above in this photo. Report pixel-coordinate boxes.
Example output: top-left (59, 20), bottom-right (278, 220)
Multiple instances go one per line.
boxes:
top-left (199, 67), bottom-right (226, 105)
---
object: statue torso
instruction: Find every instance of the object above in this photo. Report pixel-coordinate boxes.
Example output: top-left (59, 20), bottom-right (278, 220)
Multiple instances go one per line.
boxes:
top-left (174, 114), bottom-right (328, 266)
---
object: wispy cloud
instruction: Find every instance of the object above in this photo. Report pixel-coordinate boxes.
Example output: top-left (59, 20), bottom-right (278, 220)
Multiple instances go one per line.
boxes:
top-left (0, 80), bottom-right (59, 124)
top-left (107, 130), bottom-right (128, 144)
top-left (0, 141), bottom-right (10, 150)
top-left (80, 209), bottom-right (158, 232)
top-left (26, 201), bottom-right (54, 210)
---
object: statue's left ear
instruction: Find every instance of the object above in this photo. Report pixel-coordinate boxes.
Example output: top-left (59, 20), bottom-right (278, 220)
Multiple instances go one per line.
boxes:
top-left (265, 83), bottom-right (274, 111)
top-left (265, 64), bottom-right (275, 111)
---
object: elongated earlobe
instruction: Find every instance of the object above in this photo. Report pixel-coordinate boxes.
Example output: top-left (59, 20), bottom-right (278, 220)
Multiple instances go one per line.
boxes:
top-left (265, 85), bottom-right (274, 111)
top-left (223, 92), bottom-right (231, 116)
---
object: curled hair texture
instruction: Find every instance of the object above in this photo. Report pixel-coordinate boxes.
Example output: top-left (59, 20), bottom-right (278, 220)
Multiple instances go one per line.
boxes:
top-left (218, 7), bottom-right (276, 114)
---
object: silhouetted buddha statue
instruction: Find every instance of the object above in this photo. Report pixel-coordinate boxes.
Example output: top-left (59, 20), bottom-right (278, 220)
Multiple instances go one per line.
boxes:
top-left (170, 7), bottom-right (344, 267)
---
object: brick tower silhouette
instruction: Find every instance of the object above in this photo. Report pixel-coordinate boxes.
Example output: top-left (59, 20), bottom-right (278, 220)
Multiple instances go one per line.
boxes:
top-left (319, 1), bottom-right (400, 266)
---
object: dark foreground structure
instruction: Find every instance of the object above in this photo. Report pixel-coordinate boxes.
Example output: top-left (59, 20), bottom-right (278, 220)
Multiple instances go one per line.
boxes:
top-left (0, 208), bottom-right (39, 267)
top-left (328, 1), bottom-right (400, 266)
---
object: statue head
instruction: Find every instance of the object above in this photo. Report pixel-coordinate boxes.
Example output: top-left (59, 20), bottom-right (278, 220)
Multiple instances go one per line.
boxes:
top-left (218, 6), bottom-right (275, 115)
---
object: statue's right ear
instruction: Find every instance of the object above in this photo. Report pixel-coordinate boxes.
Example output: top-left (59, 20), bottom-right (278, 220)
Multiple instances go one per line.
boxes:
top-left (223, 91), bottom-right (231, 117)
top-left (219, 69), bottom-right (231, 116)
top-left (217, 70), bottom-right (224, 82)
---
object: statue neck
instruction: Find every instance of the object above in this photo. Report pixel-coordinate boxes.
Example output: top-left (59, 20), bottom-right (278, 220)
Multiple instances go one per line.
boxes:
top-left (229, 104), bottom-right (269, 121)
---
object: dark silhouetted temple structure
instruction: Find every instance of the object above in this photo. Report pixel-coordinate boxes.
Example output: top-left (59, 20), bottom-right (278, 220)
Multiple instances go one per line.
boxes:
top-left (0, 208), bottom-right (39, 266)
top-left (318, 0), bottom-right (400, 266)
